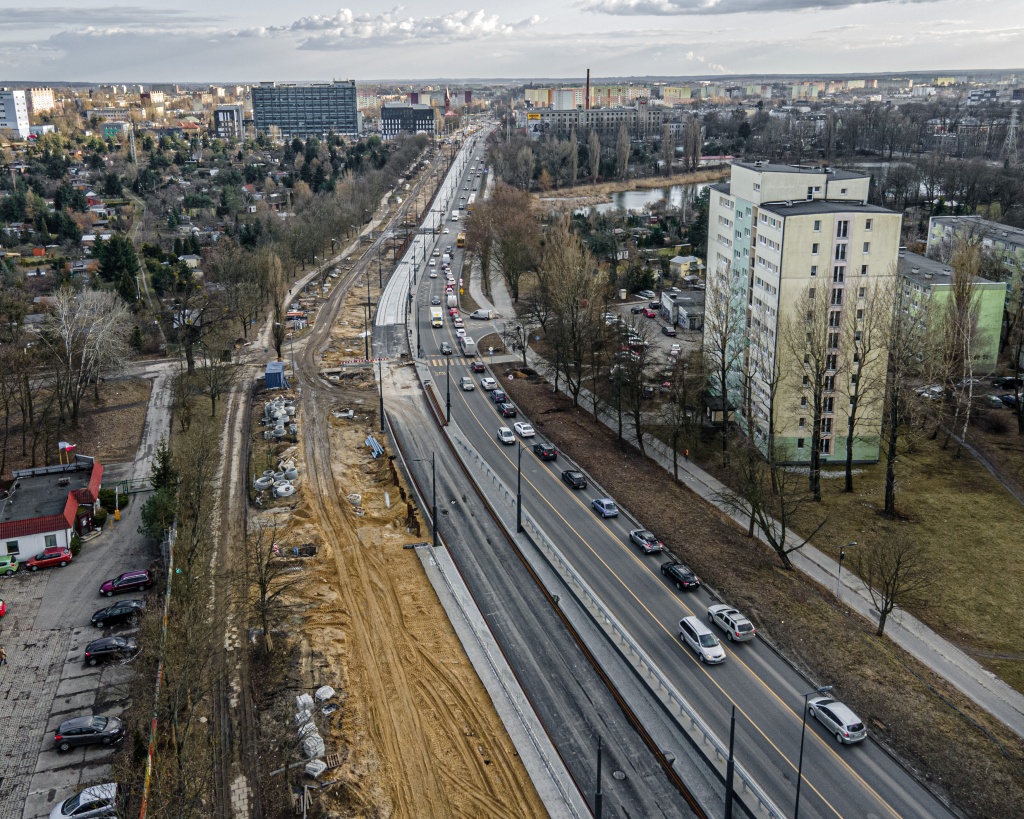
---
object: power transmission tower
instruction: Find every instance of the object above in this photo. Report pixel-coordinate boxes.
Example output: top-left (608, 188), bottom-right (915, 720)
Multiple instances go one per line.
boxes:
top-left (1003, 105), bottom-right (1019, 164)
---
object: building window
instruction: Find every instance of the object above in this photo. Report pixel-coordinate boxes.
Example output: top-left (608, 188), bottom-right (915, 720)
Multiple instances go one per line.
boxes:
top-left (861, 264), bottom-right (869, 276)
top-left (859, 287), bottom-right (866, 298)
top-left (797, 438), bottom-right (805, 449)
top-left (754, 183), bottom-right (761, 192)
top-left (802, 375), bottom-right (810, 386)
top-left (823, 397), bottom-right (834, 413)
top-left (835, 244), bottom-right (847, 261)
top-left (837, 220), bottom-right (849, 238)
top-left (822, 418), bottom-right (833, 434)
top-left (812, 243), bottom-right (819, 254)
top-left (828, 332), bottom-right (840, 349)
top-left (857, 309), bottom-right (864, 320)
top-left (829, 311), bottom-right (842, 327)
top-left (800, 396), bottom-right (808, 407)
top-left (855, 330), bottom-right (863, 341)
top-left (865, 218), bottom-right (872, 231)
top-left (810, 265), bottom-right (818, 277)
top-left (808, 288), bottom-right (815, 299)
top-left (820, 437), bottom-right (832, 454)
top-left (863, 242), bottom-right (871, 253)
top-left (833, 266), bottom-right (845, 283)
top-left (826, 354), bottom-right (838, 371)
top-left (807, 186), bottom-right (814, 200)
top-left (4, 540), bottom-right (18, 555)
top-left (831, 289), bottom-right (844, 306)
top-left (840, 188), bottom-right (848, 196)
top-left (824, 375), bottom-right (836, 391)
top-left (813, 220), bottom-right (821, 232)
top-left (799, 417), bottom-right (806, 427)
top-left (45, 534), bottom-right (57, 549)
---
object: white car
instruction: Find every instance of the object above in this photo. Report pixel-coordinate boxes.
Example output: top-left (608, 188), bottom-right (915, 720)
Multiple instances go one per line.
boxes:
top-left (443, 228), bottom-right (450, 234)
top-left (669, 344), bottom-right (681, 356)
top-left (513, 422), bottom-right (535, 438)
top-left (429, 271), bottom-right (437, 278)
top-left (452, 318), bottom-right (464, 329)
top-left (497, 426), bottom-right (515, 445)
top-left (432, 248), bottom-right (440, 257)
top-left (481, 377), bottom-right (497, 390)
top-left (456, 328), bottom-right (466, 338)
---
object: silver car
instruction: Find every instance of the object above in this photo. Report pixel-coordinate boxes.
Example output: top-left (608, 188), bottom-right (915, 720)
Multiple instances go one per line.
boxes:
top-left (808, 696), bottom-right (867, 744)
top-left (678, 616), bottom-right (726, 664)
top-left (460, 377), bottom-right (475, 391)
top-left (707, 604), bottom-right (757, 642)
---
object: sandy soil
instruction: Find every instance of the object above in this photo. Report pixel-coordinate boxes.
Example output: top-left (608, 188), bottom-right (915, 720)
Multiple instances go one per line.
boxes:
top-left (0, 377), bottom-right (152, 473)
top-left (266, 285), bottom-right (547, 818)
top-left (536, 169), bottom-right (728, 208)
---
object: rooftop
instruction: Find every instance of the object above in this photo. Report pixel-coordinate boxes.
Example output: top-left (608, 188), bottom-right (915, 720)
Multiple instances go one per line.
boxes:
top-left (898, 251), bottom-right (1000, 287)
top-left (761, 199), bottom-right (893, 217)
top-left (733, 161), bottom-right (864, 180)
top-left (931, 216), bottom-right (1024, 246)
top-left (0, 456), bottom-right (102, 536)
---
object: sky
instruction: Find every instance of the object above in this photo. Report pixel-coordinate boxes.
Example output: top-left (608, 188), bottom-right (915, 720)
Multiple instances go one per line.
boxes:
top-left (1, 0), bottom-right (1022, 83)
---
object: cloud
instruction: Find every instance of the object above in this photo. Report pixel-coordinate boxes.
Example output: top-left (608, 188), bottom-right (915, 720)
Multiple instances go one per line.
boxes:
top-left (234, 7), bottom-right (543, 49)
top-left (580, 0), bottom-right (937, 15)
top-left (4, 5), bottom-right (219, 29)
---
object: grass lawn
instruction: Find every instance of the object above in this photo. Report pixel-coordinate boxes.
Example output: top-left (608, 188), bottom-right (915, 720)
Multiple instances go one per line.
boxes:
top-left (782, 432), bottom-right (1024, 694)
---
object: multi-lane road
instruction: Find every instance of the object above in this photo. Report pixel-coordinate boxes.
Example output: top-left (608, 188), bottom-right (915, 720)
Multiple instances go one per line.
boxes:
top-left (382, 137), bottom-right (961, 819)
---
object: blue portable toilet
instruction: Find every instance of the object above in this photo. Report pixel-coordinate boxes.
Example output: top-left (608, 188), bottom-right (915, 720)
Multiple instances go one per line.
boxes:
top-left (265, 361), bottom-right (288, 390)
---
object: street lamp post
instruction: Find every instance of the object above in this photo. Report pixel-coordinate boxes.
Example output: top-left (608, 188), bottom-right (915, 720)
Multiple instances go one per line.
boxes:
top-left (377, 359), bottom-right (384, 433)
top-left (795, 685), bottom-right (833, 819)
top-left (836, 541), bottom-right (856, 602)
top-left (411, 454), bottom-right (438, 549)
top-left (445, 355), bottom-right (451, 424)
top-left (516, 443), bottom-right (523, 533)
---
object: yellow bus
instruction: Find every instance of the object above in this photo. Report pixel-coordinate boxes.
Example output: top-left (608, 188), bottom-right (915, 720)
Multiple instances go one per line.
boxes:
top-left (456, 232), bottom-right (466, 248)
top-left (467, 193), bottom-right (476, 212)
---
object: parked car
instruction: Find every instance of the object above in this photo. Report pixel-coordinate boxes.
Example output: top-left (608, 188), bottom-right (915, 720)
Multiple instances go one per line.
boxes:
top-left (999, 393), bottom-right (1020, 409)
top-left (440, 341), bottom-right (453, 355)
top-left (91, 599), bottom-right (146, 628)
top-left (533, 443), bottom-right (558, 460)
top-left (979, 394), bottom-right (1004, 408)
top-left (642, 307), bottom-right (657, 318)
top-left (591, 498), bottom-right (619, 518)
top-left (915, 384), bottom-right (943, 400)
top-left (459, 376), bottom-right (475, 391)
top-left (808, 696), bottom-right (867, 744)
top-left (26, 547), bottom-right (73, 571)
top-left (562, 470), bottom-right (587, 489)
top-left (992, 375), bottom-right (1022, 389)
top-left (661, 561), bottom-right (701, 590)
top-left (513, 422), bottom-right (535, 437)
top-left (707, 605), bottom-right (757, 642)
top-left (84, 636), bottom-right (138, 666)
top-left (637, 289), bottom-right (656, 300)
top-left (99, 570), bottom-right (152, 597)
top-left (630, 305), bottom-right (645, 314)
top-left (471, 361), bottom-right (486, 373)
top-left (0, 598), bottom-right (6, 618)
top-left (629, 529), bottom-right (663, 554)
top-left (0, 553), bottom-right (18, 576)
top-left (678, 616), bottom-right (726, 664)
top-left (489, 389), bottom-right (507, 403)
top-left (661, 326), bottom-right (677, 337)
top-left (53, 715), bottom-right (125, 752)
top-left (48, 782), bottom-right (120, 819)
top-left (480, 376), bottom-right (497, 390)
top-left (497, 427), bottom-right (515, 445)
top-left (498, 402), bottom-right (518, 418)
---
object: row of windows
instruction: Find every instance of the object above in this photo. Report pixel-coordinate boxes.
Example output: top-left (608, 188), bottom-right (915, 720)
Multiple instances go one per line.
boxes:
top-left (758, 234), bottom-right (781, 251)
top-left (759, 213), bottom-right (781, 228)
top-left (3, 534), bottom-right (58, 555)
top-left (755, 254), bottom-right (779, 274)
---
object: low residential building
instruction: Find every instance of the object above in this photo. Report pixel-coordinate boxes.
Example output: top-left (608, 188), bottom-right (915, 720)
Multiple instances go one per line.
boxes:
top-left (380, 102), bottom-right (436, 140)
top-left (661, 289), bottom-right (706, 330)
top-left (100, 122), bottom-right (131, 140)
top-left (520, 100), bottom-right (663, 138)
top-left (899, 251), bottom-right (1006, 374)
top-left (927, 215), bottom-right (1024, 273)
top-left (0, 455), bottom-right (103, 558)
top-left (0, 88), bottom-right (30, 138)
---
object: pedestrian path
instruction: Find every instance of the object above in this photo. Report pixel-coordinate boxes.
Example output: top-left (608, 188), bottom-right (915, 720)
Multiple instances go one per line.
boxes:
top-left (462, 272), bottom-right (1024, 741)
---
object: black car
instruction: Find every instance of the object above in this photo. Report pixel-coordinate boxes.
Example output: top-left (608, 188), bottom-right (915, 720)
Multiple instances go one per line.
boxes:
top-left (53, 715), bottom-right (125, 752)
top-left (431, 296), bottom-right (442, 305)
top-left (533, 443), bottom-right (558, 461)
top-left (998, 393), bottom-right (1020, 408)
top-left (440, 341), bottom-right (453, 355)
top-left (561, 470), bottom-right (587, 490)
top-left (661, 325), bottom-right (677, 337)
top-left (489, 389), bottom-right (507, 403)
top-left (84, 636), bottom-right (138, 666)
top-left (91, 599), bottom-right (145, 629)
top-left (661, 561), bottom-right (701, 590)
top-left (992, 375), bottom-right (1022, 389)
top-left (630, 305), bottom-right (645, 314)
top-left (497, 402), bottom-right (517, 418)
top-left (471, 361), bottom-right (486, 373)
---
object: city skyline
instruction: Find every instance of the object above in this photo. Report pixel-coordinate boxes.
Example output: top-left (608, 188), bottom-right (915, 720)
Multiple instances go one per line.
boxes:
top-left (1, 0), bottom-right (1022, 83)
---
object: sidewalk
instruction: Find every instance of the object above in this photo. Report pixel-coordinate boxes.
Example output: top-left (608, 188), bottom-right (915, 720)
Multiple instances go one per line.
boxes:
top-left (474, 273), bottom-right (1024, 741)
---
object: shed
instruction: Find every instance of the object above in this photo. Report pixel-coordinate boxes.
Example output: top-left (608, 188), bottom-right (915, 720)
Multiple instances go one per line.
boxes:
top-left (265, 361), bottom-right (288, 390)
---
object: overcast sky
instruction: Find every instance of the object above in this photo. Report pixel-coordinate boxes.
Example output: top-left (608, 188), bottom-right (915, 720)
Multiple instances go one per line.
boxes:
top-left (1, 0), bottom-right (1021, 84)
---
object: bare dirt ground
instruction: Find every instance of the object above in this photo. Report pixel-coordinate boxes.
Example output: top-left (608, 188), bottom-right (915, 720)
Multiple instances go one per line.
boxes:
top-left (0, 377), bottom-right (151, 473)
top-left (259, 288), bottom-right (546, 818)
top-left (499, 368), bottom-right (1024, 819)
top-left (536, 169), bottom-right (728, 208)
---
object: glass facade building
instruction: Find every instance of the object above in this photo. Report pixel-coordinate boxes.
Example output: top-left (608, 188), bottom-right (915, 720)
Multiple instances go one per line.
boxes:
top-left (252, 81), bottom-right (358, 138)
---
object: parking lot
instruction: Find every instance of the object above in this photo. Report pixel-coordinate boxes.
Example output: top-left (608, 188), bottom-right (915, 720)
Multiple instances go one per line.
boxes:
top-left (609, 295), bottom-right (702, 364)
top-left (0, 461), bottom-right (158, 819)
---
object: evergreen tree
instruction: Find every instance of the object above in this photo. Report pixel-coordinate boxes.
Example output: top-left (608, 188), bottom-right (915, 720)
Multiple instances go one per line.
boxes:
top-left (150, 436), bottom-right (179, 491)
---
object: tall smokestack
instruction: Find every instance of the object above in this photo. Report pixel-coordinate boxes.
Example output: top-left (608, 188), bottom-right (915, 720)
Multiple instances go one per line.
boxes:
top-left (585, 69), bottom-right (591, 110)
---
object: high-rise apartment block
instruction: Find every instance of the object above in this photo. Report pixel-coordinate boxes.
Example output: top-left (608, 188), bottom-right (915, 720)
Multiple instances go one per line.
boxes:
top-left (0, 88), bottom-right (30, 137)
top-left (213, 105), bottom-right (245, 140)
top-left (380, 103), bottom-right (435, 140)
top-left (252, 80), bottom-right (358, 139)
top-left (705, 162), bottom-right (902, 463)
top-left (26, 87), bottom-right (56, 116)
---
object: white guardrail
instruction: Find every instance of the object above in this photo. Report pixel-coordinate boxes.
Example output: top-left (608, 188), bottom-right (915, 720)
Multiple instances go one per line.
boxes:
top-left (449, 427), bottom-right (785, 819)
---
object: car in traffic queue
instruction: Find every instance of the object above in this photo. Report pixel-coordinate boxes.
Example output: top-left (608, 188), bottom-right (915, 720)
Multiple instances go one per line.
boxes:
top-left (496, 427), bottom-right (515, 445)
top-left (53, 715), bottom-right (124, 752)
top-left (591, 498), bottom-right (619, 518)
top-left (661, 561), bottom-right (701, 590)
top-left (628, 529), bottom-right (664, 554)
top-left (678, 616), bottom-right (726, 664)
top-left (460, 376), bottom-right (475, 391)
top-left (513, 422), bottom-right (535, 437)
top-left (533, 443), bottom-right (558, 461)
top-left (706, 605), bottom-right (756, 642)
top-left (440, 341), bottom-right (453, 355)
top-left (561, 470), bottom-right (587, 489)
top-left (26, 547), bottom-right (73, 571)
top-left (497, 402), bottom-right (517, 418)
top-left (489, 389), bottom-right (507, 403)
top-left (471, 361), bottom-right (486, 373)
top-left (807, 696), bottom-right (868, 744)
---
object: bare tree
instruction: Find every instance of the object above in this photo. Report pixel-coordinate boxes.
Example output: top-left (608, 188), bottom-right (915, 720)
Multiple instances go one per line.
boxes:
top-left (618, 319), bottom-right (656, 455)
top-left (195, 343), bottom-right (239, 417)
top-left (244, 521), bottom-right (304, 654)
top-left (854, 534), bottom-right (933, 636)
top-left (683, 117), bottom-right (702, 171)
top-left (490, 185), bottom-right (538, 303)
top-left (615, 122), bottom-right (630, 179)
top-left (466, 197), bottom-right (497, 299)
top-left (568, 128), bottom-right (579, 187)
top-left (702, 259), bottom-right (744, 463)
top-left (658, 351), bottom-right (704, 479)
top-left (588, 129), bottom-right (601, 182)
top-left (661, 123), bottom-right (674, 176)
top-left (941, 239), bottom-right (983, 456)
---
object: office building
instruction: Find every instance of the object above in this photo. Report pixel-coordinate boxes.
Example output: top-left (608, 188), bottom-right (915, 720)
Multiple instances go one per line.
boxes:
top-left (520, 100), bottom-right (663, 137)
top-left (252, 80), bottom-right (358, 139)
top-left (380, 103), bottom-right (435, 140)
top-left (705, 162), bottom-right (902, 463)
top-left (26, 87), bottom-right (56, 116)
top-left (899, 251), bottom-right (1006, 374)
top-left (213, 105), bottom-right (245, 140)
top-left (0, 88), bottom-right (30, 138)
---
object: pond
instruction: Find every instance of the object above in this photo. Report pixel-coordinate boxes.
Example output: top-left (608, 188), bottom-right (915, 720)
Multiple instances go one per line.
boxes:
top-left (586, 182), bottom-right (710, 215)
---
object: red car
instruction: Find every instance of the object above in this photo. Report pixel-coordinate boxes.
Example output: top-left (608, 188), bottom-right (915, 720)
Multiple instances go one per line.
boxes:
top-left (0, 598), bottom-right (7, 617)
top-left (26, 547), bottom-right (73, 571)
top-left (642, 307), bottom-right (657, 318)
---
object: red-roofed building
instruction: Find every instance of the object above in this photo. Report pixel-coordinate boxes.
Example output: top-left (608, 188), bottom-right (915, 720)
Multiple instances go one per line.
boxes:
top-left (0, 455), bottom-right (103, 558)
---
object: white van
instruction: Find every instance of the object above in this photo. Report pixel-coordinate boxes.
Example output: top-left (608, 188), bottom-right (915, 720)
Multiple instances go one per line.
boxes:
top-left (451, 211), bottom-right (459, 222)
top-left (678, 616), bottom-right (726, 664)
